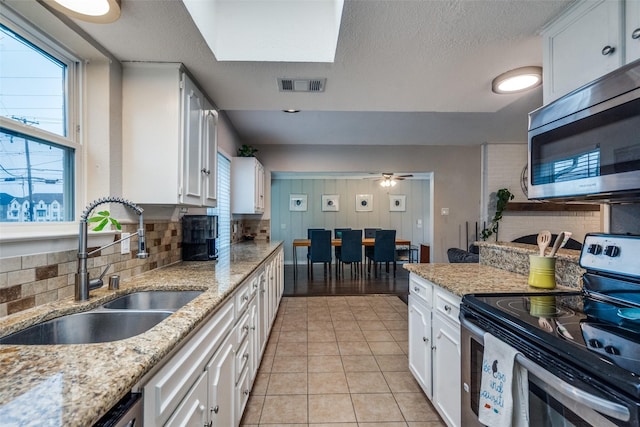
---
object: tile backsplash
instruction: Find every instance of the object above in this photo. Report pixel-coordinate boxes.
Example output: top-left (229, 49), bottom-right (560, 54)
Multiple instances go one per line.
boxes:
top-left (0, 221), bottom-right (182, 318)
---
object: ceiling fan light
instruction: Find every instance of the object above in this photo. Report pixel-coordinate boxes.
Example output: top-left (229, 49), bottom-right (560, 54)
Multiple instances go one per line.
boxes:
top-left (46, 0), bottom-right (121, 23)
top-left (492, 66), bottom-right (542, 94)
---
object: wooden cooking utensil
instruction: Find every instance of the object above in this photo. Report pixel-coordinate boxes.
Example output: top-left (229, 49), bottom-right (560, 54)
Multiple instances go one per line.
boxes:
top-left (549, 231), bottom-right (572, 257)
top-left (537, 230), bottom-right (552, 256)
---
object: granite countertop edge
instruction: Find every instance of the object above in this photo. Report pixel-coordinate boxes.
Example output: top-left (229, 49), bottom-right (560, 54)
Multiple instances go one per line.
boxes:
top-left (0, 241), bottom-right (283, 427)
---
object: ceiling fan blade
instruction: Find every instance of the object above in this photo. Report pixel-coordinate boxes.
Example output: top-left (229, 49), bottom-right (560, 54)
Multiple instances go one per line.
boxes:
top-left (397, 174), bottom-right (413, 178)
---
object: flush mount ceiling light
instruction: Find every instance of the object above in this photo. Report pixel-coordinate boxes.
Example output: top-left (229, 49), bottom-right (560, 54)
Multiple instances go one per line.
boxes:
top-left (45, 0), bottom-right (121, 23)
top-left (183, 0), bottom-right (344, 62)
top-left (492, 66), bottom-right (542, 94)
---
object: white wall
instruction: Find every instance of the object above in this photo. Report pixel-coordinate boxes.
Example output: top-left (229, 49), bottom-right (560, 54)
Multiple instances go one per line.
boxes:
top-left (255, 144), bottom-right (482, 262)
top-left (482, 143), bottom-right (602, 244)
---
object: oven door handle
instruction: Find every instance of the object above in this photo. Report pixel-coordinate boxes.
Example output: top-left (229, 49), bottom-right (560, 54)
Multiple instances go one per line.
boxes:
top-left (460, 315), bottom-right (631, 422)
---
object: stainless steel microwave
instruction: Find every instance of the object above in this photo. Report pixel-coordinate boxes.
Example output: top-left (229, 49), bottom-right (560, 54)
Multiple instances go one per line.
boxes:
top-left (527, 59), bottom-right (640, 203)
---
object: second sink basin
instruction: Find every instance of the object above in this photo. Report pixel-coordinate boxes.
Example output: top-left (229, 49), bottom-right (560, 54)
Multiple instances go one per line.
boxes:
top-left (0, 311), bottom-right (172, 345)
top-left (102, 290), bottom-right (204, 311)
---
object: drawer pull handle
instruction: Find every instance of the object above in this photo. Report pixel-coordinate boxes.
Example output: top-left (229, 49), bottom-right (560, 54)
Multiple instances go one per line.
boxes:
top-left (242, 295), bottom-right (249, 302)
top-left (244, 389), bottom-right (250, 395)
top-left (201, 168), bottom-right (211, 175)
top-left (243, 352), bottom-right (249, 359)
top-left (205, 421), bottom-right (212, 427)
top-left (250, 326), bottom-right (256, 331)
top-left (211, 405), bottom-right (219, 414)
top-left (243, 325), bottom-right (249, 333)
top-left (413, 286), bottom-right (419, 292)
top-left (444, 305), bottom-right (451, 312)
top-left (423, 336), bottom-right (429, 343)
top-left (632, 28), bottom-right (640, 40)
top-left (601, 45), bottom-right (615, 56)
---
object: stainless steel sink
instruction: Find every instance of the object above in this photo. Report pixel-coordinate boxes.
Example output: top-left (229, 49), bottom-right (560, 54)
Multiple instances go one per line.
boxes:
top-left (102, 290), bottom-right (203, 311)
top-left (0, 310), bottom-right (172, 345)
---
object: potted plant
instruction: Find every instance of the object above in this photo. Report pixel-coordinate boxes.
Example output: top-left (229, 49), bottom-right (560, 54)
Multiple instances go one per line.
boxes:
top-left (237, 144), bottom-right (258, 157)
top-left (481, 188), bottom-right (514, 241)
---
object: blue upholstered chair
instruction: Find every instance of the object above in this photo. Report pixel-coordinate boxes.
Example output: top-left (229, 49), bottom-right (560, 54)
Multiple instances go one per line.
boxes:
top-left (306, 228), bottom-right (325, 267)
top-left (366, 230), bottom-right (397, 277)
top-left (337, 229), bottom-right (362, 277)
top-left (308, 230), bottom-right (332, 278)
top-left (333, 228), bottom-right (351, 272)
top-left (364, 227), bottom-right (381, 261)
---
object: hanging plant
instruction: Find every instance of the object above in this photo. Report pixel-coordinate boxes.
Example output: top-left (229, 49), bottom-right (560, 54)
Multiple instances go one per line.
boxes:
top-left (88, 210), bottom-right (122, 232)
top-left (481, 188), bottom-right (514, 241)
top-left (237, 144), bottom-right (258, 157)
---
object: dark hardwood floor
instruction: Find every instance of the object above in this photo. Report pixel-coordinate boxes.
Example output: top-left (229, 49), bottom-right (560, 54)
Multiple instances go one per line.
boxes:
top-left (283, 262), bottom-right (409, 300)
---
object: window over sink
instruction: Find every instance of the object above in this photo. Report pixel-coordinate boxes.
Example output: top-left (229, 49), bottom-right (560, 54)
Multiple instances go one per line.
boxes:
top-left (0, 11), bottom-right (80, 223)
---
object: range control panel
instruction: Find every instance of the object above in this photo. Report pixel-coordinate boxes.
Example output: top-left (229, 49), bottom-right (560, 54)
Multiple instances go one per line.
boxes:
top-left (580, 233), bottom-right (640, 278)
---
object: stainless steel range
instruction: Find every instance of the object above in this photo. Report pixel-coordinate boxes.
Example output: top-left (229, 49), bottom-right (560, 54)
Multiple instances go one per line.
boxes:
top-left (460, 233), bottom-right (640, 426)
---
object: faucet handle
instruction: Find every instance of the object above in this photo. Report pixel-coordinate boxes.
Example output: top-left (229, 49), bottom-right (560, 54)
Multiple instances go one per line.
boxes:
top-left (89, 263), bottom-right (112, 290)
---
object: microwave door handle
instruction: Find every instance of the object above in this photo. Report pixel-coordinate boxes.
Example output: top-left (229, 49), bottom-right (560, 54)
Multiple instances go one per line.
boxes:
top-left (459, 316), bottom-right (631, 422)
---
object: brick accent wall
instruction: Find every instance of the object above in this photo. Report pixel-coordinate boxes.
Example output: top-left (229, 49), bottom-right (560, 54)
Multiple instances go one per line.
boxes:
top-left (0, 221), bottom-right (182, 318)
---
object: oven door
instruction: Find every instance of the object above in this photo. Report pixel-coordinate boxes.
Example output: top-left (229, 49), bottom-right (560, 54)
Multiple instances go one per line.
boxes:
top-left (461, 315), bottom-right (633, 427)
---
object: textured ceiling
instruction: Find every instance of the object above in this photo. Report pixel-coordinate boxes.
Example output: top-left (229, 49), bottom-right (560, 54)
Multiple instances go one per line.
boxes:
top-left (67, 0), bottom-right (574, 146)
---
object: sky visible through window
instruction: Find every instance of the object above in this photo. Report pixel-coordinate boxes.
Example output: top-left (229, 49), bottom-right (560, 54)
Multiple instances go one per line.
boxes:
top-left (0, 24), bottom-right (68, 211)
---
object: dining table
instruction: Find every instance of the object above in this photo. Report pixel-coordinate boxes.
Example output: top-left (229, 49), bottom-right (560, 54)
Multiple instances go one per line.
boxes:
top-left (292, 237), bottom-right (411, 281)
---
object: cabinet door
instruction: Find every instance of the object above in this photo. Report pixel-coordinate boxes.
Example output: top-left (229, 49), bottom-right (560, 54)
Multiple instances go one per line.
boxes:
top-left (248, 296), bottom-right (260, 381)
top-left (207, 332), bottom-right (236, 427)
top-left (202, 108), bottom-right (218, 207)
top-left (432, 314), bottom-right (461, 427)
top-left (258, 270), bottom-right (269, 357)
top-left (408, 295), bottom-right (432, 399)
top-left (164, 372), bottom-right (208, 427)
top-left (182, 75), bottom-right (205, 206)
top-left (627, 0), bottom-right (640, 62)
top-left (543, 0), bottom-right (623, 103)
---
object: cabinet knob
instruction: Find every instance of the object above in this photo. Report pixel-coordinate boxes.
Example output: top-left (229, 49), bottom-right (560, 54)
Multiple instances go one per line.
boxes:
top-left (205, 422), bottom-right (212, 427)
top-left (444, 305), bottom-right (451, 312)
top-left (244, 389), bottom-right (250, 395)
top-left (601, 45), bottom-right (615, 56)
top-left (243, 352), bottom-right (249, 359)
top-left (242, 295), bottom-right (249, 302)
top-left (633, 28), bottom-right (640, 40)
top-left (423, 336), bottom-right (429, 343)
top-left (201, 168), bottom-right (211, 175)
top-left (413, 286), bottom-right (419, 292)
top-left (211, 405), bottom-right (219, 414)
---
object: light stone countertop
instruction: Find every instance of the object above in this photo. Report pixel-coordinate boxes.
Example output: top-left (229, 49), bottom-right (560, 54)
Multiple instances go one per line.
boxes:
top-left (403, 263), bottom-right (577, 297)
top-left (0, 241), bottom-right (283, 427)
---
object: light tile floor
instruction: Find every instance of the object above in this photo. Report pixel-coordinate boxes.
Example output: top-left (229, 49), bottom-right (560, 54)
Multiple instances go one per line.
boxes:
top-left (241, 295), bottom-right (447, 427)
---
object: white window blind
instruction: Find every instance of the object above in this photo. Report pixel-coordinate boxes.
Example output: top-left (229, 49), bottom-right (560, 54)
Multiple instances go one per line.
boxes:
top-left (208, 153), bottom-right (230, 249)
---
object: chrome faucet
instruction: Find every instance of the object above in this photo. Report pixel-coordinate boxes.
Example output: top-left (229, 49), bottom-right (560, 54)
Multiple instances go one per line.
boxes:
top-left (75, 197), bottom-right (148, 301)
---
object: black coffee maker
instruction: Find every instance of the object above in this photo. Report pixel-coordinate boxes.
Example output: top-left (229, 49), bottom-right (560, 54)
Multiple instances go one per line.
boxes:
top-left (182, 215), bottom-right (218, 260)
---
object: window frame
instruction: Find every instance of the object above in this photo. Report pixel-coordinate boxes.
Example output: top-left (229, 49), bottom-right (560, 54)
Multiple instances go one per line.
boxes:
top-left (0, 6), bottom-right (82, 228)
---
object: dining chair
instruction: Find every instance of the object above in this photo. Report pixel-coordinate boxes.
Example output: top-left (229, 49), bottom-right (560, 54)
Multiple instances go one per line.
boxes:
top-left (308, 229), bottom-right (332, 279)
top-left (364, 227), bottom-right (381, 263)
top-left (366, 229), bottom-right (397, 277)
top-left (333, 228), bottom-right (351, 272)
top-left (337, 229), bottom-right (363, 277)
top-left (306, 228), bottom-right (325, 268)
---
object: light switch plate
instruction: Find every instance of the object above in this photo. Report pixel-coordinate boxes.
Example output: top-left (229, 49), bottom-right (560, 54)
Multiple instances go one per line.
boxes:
top-left (121, 232), bottom-right (130, 254)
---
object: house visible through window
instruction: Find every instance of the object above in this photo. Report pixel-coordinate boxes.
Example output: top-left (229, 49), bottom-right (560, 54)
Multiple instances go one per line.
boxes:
top-left (0, 16), bottom-right (78, 223)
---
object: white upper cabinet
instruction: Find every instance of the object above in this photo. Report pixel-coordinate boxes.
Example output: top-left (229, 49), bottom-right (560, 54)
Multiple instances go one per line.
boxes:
top-left (542, 0), bottom-right (624, 104)
top-left (122, 62), bottom-right (217, 206)
top-left (626, 0), bottom-right (640, 62)
top-left (231, 157), bottom-right (265, 214)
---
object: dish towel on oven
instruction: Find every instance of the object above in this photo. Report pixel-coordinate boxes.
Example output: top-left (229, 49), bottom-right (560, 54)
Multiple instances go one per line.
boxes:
top-left (478, 332), bottom-right (529, 427)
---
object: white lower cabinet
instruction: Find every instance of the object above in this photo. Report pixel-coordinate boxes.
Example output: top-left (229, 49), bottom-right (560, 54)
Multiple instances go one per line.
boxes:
top-left (142, 246), bottom-right (284, 427)
top-left (432, 308), bottom-right (461, 427)
top-left (408, 273), bottom-right (461, 427)
top-left (408, 295), bottom-right (432, 399)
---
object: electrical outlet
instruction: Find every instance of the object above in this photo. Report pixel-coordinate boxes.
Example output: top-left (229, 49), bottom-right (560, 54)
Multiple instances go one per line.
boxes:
top-left (441, 208), bottom-right (450, 216)
top-left (121, 232), bottom-right (130, 254)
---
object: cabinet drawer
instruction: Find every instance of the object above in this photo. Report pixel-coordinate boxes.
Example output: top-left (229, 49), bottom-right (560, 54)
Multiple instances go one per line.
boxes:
top-left (409, 274), bottom-right (433, 307)
top-left (236, 311), bottom-right (251, 344)
top-left (235, 282), bottom-right (252, 318)
top-left (434, 289), bottom-right (460, 324)
top-left (235, 336), bottom-right (250, 383)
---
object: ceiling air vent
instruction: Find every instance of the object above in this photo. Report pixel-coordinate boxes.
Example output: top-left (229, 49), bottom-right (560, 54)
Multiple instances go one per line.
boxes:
top-left (278, 78), bottom-right (326, 93)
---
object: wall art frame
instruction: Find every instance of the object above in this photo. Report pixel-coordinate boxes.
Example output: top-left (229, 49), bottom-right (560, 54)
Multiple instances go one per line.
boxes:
top-left (322, 194), bottom-right (340, 211)
top-left (389, 194), bottom-right (406, 211)
top-left (289, 194), bottom-right (307, 211)
top-left (355, 194), bottom-right (373, 212)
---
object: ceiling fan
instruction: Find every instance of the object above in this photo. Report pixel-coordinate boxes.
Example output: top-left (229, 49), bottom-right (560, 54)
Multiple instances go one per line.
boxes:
top-left (367, 172), bottom-right (414, 187)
